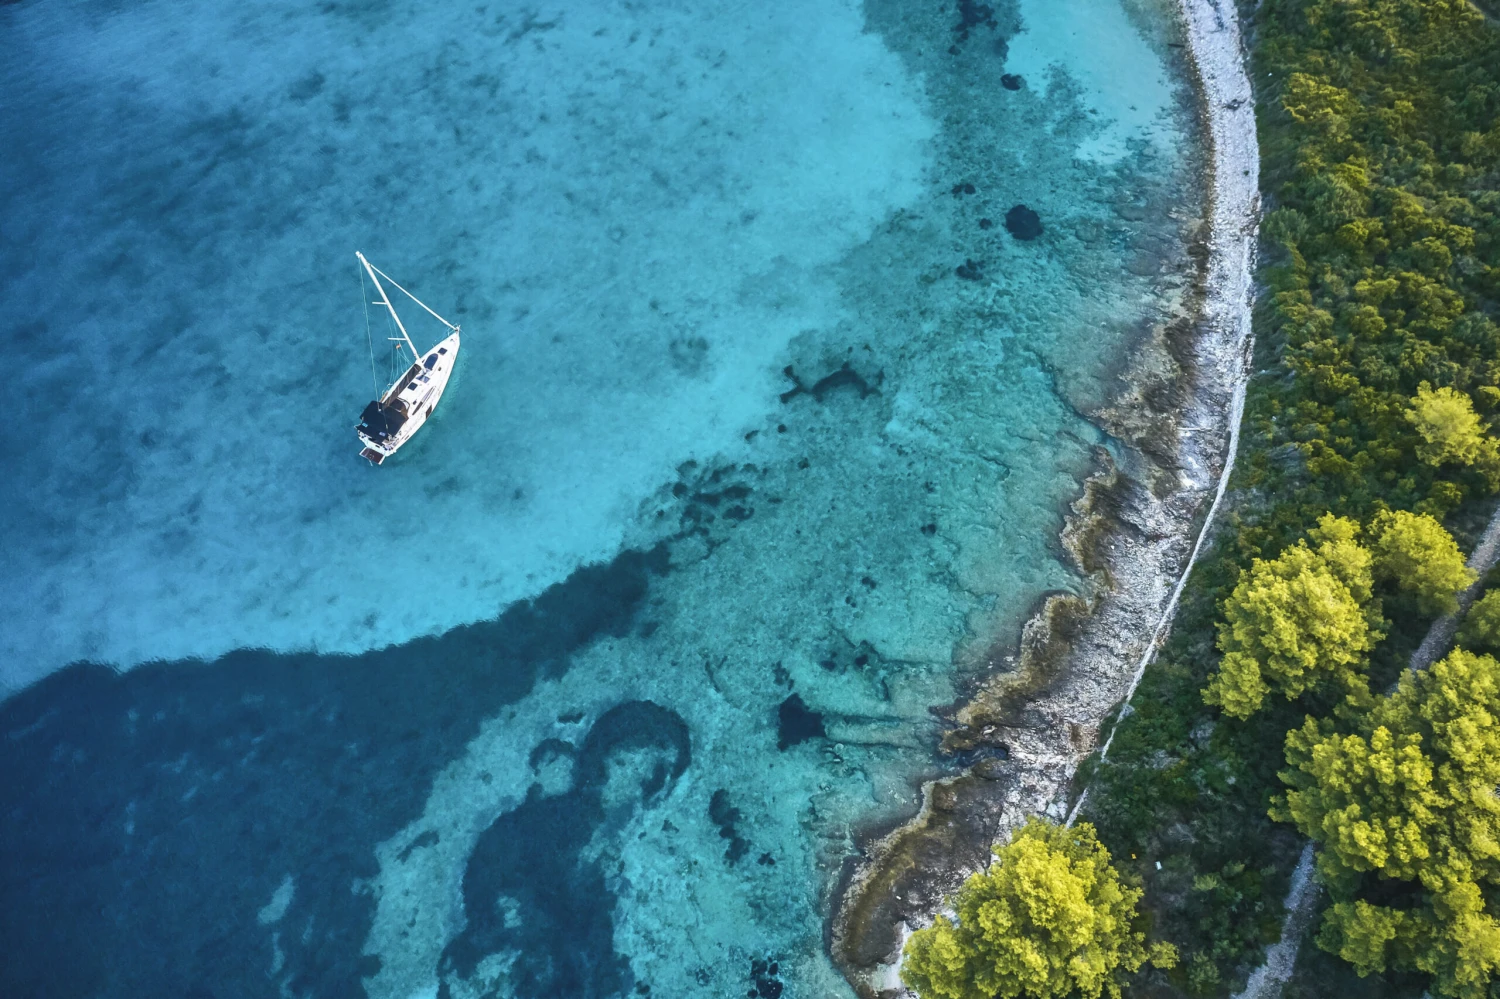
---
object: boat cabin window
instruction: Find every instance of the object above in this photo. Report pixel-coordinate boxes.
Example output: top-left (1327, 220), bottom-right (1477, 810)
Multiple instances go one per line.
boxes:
top-left (438, 347), bottom-right (448, 355)
top-left (424, 353), bottom-right (439, 369)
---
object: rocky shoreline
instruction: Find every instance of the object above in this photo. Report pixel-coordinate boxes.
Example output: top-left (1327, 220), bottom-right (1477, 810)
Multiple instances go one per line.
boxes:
top-left (829, 0), bottom-right (1262, 993)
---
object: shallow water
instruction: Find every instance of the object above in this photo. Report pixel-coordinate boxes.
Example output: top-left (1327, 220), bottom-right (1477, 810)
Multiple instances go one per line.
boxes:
top-left (0, 0), bottom-right (1200, 995)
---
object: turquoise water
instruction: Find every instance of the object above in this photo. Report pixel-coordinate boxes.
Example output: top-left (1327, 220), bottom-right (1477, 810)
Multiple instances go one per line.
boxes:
top-left (0, 0), bottom-right (1199, 995)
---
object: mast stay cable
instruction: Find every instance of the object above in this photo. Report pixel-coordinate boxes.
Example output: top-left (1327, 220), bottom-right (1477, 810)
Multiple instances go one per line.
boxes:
top-left (365, 259), bottom-right (460, 332)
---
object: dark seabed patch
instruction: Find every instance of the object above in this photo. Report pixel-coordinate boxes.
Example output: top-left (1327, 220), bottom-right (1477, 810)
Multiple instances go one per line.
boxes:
top-left (439, 701), bottom-right (691, 998)
top-left (1004, 203), bottom-right (1044, 240)
top-left (777, 694), bottom-right (826, 750)
top-left (708, 788), bottom-right (751, 865)
top-left (0, 546), bottom-right (668, 998)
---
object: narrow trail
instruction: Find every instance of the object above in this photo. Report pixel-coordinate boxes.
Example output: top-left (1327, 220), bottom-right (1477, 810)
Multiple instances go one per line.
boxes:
top-left (1232, 501), bottom-right (1500, 999)
top-left (1232, 844), bottom-right (1317, 999)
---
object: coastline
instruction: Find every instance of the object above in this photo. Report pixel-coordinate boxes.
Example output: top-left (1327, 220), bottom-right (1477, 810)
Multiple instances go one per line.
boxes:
top-left (829, 0), bottom-right (1262, 992)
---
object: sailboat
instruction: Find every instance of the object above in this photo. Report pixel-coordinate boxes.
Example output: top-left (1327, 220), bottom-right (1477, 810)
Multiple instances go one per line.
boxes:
top-left (354, 252), bottom-right (461, 465)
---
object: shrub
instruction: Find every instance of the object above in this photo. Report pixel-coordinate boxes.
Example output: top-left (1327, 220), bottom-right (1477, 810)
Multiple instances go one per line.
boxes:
top-left (1406, 384), bottom-right (1490, 468)
top-left (1457, 590), bottom-right (1500, 652)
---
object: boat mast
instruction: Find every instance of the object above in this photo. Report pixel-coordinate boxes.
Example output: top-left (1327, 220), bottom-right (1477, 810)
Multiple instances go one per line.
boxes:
top-left (357, 251), bottom-right (422, 363)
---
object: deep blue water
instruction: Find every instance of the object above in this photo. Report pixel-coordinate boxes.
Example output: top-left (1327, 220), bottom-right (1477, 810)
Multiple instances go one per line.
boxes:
top-left (3, 550), bottom-right (669, 996)
top-left (0, 0), bottom-right (1200, 994)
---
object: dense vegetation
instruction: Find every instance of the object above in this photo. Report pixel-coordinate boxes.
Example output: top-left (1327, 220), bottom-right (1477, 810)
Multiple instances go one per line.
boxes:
top-left (1073, 0), bottom-right (1500, 997)
top-left (1202, 510), bottom-right (1471, 718)
top-left (902, 818), bottom-right (1176, 999)
top-left (1275, 648), bottom-right (1500, 996)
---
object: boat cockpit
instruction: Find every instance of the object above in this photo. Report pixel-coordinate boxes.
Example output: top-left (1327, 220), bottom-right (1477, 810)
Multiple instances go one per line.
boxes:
top-left (357, 400), bottom-right (407, 444)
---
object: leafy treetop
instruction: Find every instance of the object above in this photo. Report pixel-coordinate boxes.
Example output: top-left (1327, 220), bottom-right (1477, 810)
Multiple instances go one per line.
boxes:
top-left (1406, 383), bottom-right (1494, 468)
top-left (1204, 514), bottom-right (1381, 719)
top-left (1368, 508), bottom-right (1476, 615)
top-left (901, 818), bottom-right (1175, 999)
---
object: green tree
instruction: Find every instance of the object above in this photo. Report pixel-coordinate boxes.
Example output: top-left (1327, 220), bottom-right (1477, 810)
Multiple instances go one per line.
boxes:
top-left (1457, 590), bottom-right (1500, 652)
top-left (1369, 510), bottom-right (1476, 616)
top-left (1203, 515), bottom-right (1381, 719)
top-left (1406, 384), bottom-right (1489, 468)
top-left (901, 818), bottom-right (1175, 999)
top-left (1273, 650), bottom-right (1500, 997)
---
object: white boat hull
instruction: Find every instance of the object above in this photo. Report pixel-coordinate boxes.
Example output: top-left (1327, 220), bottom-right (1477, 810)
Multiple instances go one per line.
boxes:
top-left (357, 331), bottom-right (461, 464)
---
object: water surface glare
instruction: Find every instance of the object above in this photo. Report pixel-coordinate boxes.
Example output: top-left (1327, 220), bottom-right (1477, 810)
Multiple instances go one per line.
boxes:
top-left (0, 0), bottom-right (1201, 994)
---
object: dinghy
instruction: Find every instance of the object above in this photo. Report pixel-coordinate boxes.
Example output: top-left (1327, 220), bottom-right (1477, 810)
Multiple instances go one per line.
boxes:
top-left (354, 252), bottom-right (461, 465)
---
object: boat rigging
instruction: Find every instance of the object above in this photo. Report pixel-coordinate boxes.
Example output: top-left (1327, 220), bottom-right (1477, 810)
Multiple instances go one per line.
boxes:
top-left (354, 252), bottom-right (462, 465)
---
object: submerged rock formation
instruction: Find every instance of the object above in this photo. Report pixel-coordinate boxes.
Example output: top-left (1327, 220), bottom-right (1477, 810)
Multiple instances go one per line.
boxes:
top-left (1003, 204), bottom-right (1042, 240)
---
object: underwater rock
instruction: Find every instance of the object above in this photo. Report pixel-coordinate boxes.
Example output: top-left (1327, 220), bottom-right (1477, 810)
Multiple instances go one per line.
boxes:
top-left (668, 334), bottom-right (711, 377)
top-left (978, 217), bottom-right (993, 229)
top-left (708, 789), bottom-right (749, 863)
top-left (1001, 73), bottom-right (1024, 91)
top-left (1005, 204), bottom-right (1043, 240)
top-left (955, 258), bottom-right (984, 281)
top-left (776, 694), bottom-right (825, 750)
top-left (779, 363), bottom-right (882, 404)
top-left (950, 181), bottom-right (976, 196)
top-left (748, 958), bottom-right (784, 999)
top-left (692, 483), bottom-right (751, 507)
top-left (972, 757), bottom-right (1008, 780)
top-left (949, 741), bottom-right (1010, 769)
top-left (660, 463), bottom-right (766, 547)
top-left (953, 0), bottom-right (997, 42)
top-left (288, 71), bottom-right (325, 102)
